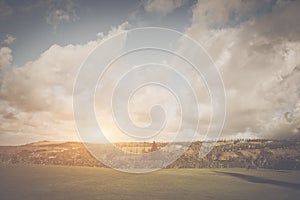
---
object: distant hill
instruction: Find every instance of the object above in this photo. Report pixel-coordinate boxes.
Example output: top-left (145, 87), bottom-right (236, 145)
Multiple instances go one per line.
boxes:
top-left (0, 140), bottom-right (300, 170)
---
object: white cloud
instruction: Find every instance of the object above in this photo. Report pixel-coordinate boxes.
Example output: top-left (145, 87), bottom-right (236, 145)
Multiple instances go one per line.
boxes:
top-left (46, 9), bottom-right (77, 31)
top-left (46, 0), bottom-right (78, 31)
top-left (2, 35), bottom-right (15, 46)
top-left (0, 23), bottom-right (129, 144)
top-left (0, 46), bottom-right (12, 72)
top-left (143, 0), bottom-right (189, 14)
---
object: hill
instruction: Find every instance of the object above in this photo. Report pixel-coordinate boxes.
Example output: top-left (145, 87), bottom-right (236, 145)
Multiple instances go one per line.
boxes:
top-left (0, 140), bottom-right (300, 170)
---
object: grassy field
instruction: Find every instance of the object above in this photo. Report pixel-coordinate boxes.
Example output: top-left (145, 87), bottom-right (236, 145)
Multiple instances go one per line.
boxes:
top-left (0, 165), bottom-right (300, 200)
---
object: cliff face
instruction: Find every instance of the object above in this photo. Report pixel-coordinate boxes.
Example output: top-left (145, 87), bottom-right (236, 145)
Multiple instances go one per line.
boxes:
top-left (0, 140), bottom-right (300, 170)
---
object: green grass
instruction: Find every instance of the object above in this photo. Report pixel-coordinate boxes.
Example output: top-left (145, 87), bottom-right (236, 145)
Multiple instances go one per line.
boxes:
top-left (0, 165), bottom-right (300, 200)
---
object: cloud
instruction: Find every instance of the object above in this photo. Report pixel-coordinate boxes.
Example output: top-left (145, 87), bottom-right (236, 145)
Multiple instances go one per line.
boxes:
top-left (0, 35), bottom-right (13, 86)
top-left (46, 0), bottom-right (78, 31)
top-left (0, 22), bottom-right (129, 144)
top-left (0, 47), bottom-right (12, 72)
top-left (46, 9), bottom-right (73, 28)
top-left (0, 0), bottom-right (78, 30)
top-left (143, 0), bottom-right (189, 14)
top-left (2, 35), bottom-right (15, 46)
top-left (183, 0), bottom-right (300, 139)
top-left (1, 0), bottom-right (300, 144)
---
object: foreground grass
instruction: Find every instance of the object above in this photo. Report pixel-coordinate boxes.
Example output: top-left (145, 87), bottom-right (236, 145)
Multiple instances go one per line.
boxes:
top-left (0, 165), bottom-right (300, 200)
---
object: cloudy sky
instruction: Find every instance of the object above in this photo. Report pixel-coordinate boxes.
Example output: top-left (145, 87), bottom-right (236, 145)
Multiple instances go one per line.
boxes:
top-left (0, 0), bottom-right (299, 145)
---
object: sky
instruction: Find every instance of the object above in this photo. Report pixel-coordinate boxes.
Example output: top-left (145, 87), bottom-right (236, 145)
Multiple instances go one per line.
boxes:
top-left (0, 0), bottom-right (299, 145)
